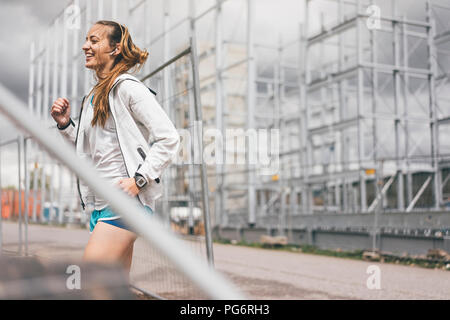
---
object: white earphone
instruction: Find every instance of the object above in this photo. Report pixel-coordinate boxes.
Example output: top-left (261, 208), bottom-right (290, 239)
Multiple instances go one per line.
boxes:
top-left (109, 48), bottom-right (117, 56)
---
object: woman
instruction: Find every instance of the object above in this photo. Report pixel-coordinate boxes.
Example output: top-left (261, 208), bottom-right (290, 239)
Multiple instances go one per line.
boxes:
top-left (50, 21), bottom-right (180, 275)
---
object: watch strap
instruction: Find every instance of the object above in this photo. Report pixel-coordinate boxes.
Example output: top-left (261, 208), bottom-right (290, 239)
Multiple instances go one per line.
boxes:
top-left (57, 118), bottom-right (75, 130)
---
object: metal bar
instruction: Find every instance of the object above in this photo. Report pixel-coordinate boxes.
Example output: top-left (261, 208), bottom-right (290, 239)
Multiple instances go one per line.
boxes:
top-left (275, 32), bottom-right (283, 224)
top-left (40, 26), bottom-right (49, 224)
top-left (368, 175), bottom-right (396, 213)
top-left (32, 37), bottom-right (44, 222)
top-left (370, 1), bottom-right (379, 234)
top-left (193, 0), bottom-right (230, 22)
top-left (247, 0), bottom-right (256, 225)
top-left (39, 154), bottom-right (47, 223)
top-left (52, 18), bottom-right (59, 103)
top-left (402, 15), bottom-right (413, 207)
top-left (31, 159), bottom-right (38, 223)
top-left (84, 0), bottom-right (92, 94)
top-left (43, 29), bottom-right (50, 123)
top-left (68, 0), bottom-right (80, 222)
top-left (200, 58), bottom-right (249, 83)
top-left (435, 30), bottom-right (450, 44)
top-left (28, 42), bottom-right (35, 116)
top-left (215, 0), bottom-right (225, 228)
top-left (427, 0), bottom-right (441, 209)
top-left (0, 138), bottom-right (2, 254)
top-left (360, 62), bottom-right (431, 77)
top-left (18, 136), bottom-right (22, 255)
top-left (129, 0), bottom-right (146, 13)
top-left (301, 2), bottom-right (312, 215)
top-left (162, 0), bottom-right (171, 228)
top-left (187, 64), bottom-right (197, 234)
top-left (392, 3), bottom-right (405, 211)
top-left (49, 18), bottom-right (59, 223)
top-left (0, 82), bottom-right (244, 300)
top-left (308, 16), bottom-right (357, 46)
top-left (23, 138), bottom-right (29, 256)
top-left (442, 172), bottom-right (450, 190)
top-left (143, 0), bottom-right (151, 86)
top-left (140, 47), bottom-right (191, 83)
top-left (356, 2), bottom-right (367, 213)
top-left (307, 66), bottom-right (358, 92)
top-left (98, 0), bottom-right (104, 19)
top-left (112, 0), bottom-right (118, 20)
top-left (59, 11), bottom-right (69, 224)
top-left (129, 284), bottom-right (167, 300)
top-left (0, 139), bottom-right (20, 148)
top-left (406, 176), bottom-right (432, 212)
top-left (189, 13), bottom-right (214, 267)
top-left (147, 0), bottom-right (231, 48)
top-left (57, 163), bottom-right (63, 225)
top-left (147, 17), bottom-right (189, 47)
top-left (71, 0), bottom-right (80, 119)
top-left (432, 2), bottom-right (450, 11)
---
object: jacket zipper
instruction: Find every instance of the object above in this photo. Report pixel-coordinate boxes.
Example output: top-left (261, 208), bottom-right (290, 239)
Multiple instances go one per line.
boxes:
top-left (108, 86), bottom-right (148, 206)
top-left (77, 79), bottom-right (129, 210)
top-left (75, 95), bottom-right (87, 210)
top-left (137, 147), bottom-right (146, 161)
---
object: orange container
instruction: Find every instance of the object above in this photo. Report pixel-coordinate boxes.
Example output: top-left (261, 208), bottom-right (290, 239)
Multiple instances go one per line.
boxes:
top-left (2, 190), bottom-right (41, 219)
top-left (1, 190), bottom-right (12, 219)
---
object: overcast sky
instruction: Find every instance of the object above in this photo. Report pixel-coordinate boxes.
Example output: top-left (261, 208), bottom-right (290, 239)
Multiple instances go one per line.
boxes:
top-left (0, 0), bottom-right (305, 145)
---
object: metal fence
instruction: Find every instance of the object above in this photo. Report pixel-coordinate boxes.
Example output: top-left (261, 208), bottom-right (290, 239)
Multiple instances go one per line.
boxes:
top-left (0, 0), bottom-right (243, 297)
top-left (0, 69), bottom-right (244, 298)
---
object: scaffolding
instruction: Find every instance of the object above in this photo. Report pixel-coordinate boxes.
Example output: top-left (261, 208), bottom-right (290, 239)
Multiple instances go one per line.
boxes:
top-left (21, 0), bottom-right (450, 243)
top-left (249, 0), bottom-right (450, 231)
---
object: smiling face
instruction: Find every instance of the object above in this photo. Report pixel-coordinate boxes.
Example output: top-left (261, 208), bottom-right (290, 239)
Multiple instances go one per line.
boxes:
top-left (82, 24), bottom-right (119, 74)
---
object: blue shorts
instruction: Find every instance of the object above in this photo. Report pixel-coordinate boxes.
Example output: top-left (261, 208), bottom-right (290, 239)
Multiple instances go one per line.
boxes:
top-left (89, 205), bottom-right (154, 233)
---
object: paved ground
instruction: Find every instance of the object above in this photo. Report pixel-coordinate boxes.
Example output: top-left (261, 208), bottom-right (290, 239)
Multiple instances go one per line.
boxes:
top-left (1, 221), bottom-right (449, 299)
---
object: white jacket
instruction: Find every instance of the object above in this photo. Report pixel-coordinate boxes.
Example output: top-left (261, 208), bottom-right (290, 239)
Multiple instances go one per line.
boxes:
top-left (58, 73), bottom-right (181, 210)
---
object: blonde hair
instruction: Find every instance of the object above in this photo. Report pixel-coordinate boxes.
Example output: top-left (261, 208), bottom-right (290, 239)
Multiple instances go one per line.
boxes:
top-left (89, 20), bottom-right (148, 128)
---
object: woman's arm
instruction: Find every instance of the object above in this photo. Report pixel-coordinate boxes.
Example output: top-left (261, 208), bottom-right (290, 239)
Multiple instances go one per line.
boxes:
top-left (58, 118), bottom-right (78, 145)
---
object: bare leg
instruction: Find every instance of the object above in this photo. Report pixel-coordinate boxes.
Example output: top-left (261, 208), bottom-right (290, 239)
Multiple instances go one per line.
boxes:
top-left (83, 221), bottom-right (137, 277)
top-left (123, 242), bottom-right (135, 275)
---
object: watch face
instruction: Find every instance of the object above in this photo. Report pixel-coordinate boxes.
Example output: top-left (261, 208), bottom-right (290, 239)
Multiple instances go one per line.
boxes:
top-left (136, 176), bottom-right (147, 188)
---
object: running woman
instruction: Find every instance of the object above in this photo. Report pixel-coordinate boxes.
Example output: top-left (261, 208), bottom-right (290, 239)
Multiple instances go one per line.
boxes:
top-left (50, 20), bottom-right (180, 275)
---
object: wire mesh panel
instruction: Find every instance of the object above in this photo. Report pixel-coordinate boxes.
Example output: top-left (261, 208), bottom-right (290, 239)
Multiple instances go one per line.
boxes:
top-left (0, 71), bottom-right (243, 299)
top-left (130, 235), bottom-right (208, 299)
top-left (126, 36), bottom-right (215, 298)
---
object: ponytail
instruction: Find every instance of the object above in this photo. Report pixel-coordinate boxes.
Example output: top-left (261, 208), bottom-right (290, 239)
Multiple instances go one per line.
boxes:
top-left (90, 20), bottom-right (148, 128)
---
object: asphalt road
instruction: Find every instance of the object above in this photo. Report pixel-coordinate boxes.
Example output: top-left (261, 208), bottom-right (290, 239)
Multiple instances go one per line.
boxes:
top-left (1, 221), bottom-right (449, 299)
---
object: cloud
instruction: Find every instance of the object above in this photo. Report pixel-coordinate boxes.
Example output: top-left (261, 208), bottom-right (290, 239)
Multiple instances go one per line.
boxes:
top-left (0, 1), bottom-right (70, 98)
top-left (0, 1), bottom-right (71, 141)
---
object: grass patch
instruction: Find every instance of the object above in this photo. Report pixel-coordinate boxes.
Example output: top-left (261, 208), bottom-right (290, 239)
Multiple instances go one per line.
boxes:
top-left (213, 238), bottom-right (450, 271)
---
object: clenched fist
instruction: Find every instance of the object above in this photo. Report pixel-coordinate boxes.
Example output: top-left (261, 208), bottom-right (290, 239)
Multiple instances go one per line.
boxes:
top-left (50, 98), bottom-right (71, 128)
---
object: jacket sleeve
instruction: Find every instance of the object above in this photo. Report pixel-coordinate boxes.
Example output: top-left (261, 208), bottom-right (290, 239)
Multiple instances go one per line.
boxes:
top-left (120, 80), bottom-right (180, 181)
top-left (57, 95), bottom-right (85, 146)
top-left (58, 119), bottom-right (77, 146)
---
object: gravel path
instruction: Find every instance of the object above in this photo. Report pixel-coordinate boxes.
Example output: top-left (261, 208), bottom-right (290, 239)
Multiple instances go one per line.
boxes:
top-left (2, 221), bottom-right (449, 299)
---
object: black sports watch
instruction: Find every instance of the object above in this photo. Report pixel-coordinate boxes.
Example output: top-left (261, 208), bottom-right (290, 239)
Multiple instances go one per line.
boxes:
top-left (134, 173), bottom-right (148, 190)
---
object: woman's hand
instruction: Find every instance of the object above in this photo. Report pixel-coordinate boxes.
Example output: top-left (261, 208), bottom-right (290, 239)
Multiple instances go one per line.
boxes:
top-left (117, 178), bottom-right (139, 197)
top-left (50, 98), bottom-right (71, 128)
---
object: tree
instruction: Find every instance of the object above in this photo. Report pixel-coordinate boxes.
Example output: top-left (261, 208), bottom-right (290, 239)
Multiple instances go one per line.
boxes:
top-left (29, 167), bottom-right (50, 191)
